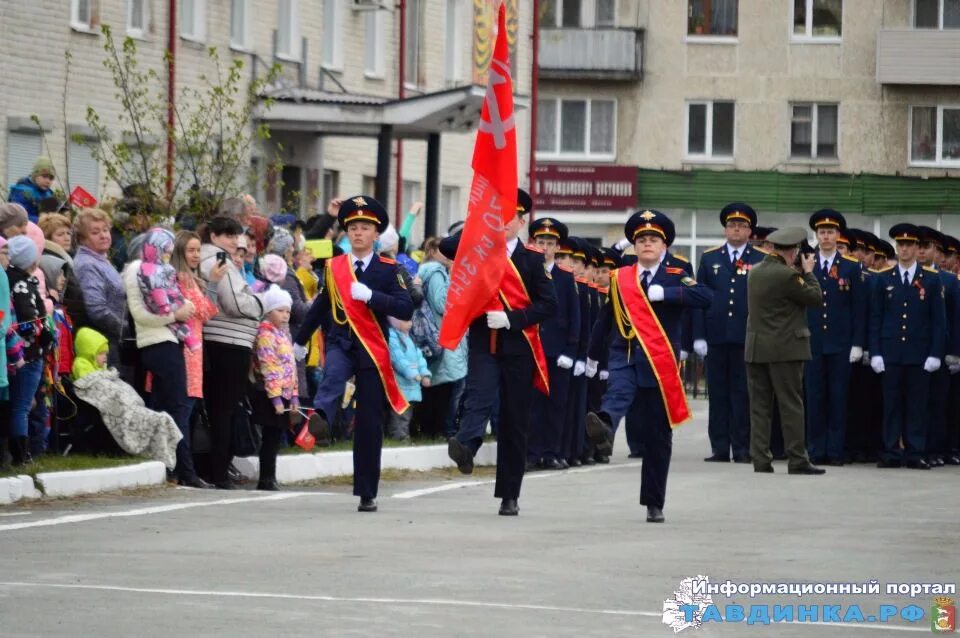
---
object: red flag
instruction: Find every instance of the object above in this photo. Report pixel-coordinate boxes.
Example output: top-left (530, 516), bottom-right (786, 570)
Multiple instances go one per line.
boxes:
top-left (439, 3), bottom-right (517, 350)
top-left (69, 186), bottom-right (97, 208)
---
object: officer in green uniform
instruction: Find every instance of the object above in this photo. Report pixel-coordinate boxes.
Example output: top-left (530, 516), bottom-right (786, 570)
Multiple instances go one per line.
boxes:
top-left (744, 227), bottom-right (826, 475)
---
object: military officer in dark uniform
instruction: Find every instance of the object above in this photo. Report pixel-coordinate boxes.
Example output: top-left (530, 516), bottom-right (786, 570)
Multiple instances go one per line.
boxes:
top-left (694, 203), bottom-right (766, 463)
top-left (585, 210), bottom-right (713, 522)
top-left (563, 237), bottom-right (598, 465)
top-left (294, 196), bottom-right (414, 512)
top-left (442, 189), bottom-right (558, 515)
top-left (751, 226), bottom-right (777, 253)
top-left (804, 209), bottom-right (867, 465)
top-left (526, 217), bottom-right (580, 470)
top-left (943, 236), bottom-right (960, 465)
top-left (869, 224), bottom-right (946, 470)
top-left (744, 227), bottom-right (825, 475)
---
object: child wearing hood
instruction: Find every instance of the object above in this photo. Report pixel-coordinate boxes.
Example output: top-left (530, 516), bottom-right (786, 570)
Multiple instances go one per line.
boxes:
top-left (387, 316), bottom-right (431, 442)
top-left (72, 327), bottom-right (109, 380)
top-left (138, 227), bottom-right (201, 351)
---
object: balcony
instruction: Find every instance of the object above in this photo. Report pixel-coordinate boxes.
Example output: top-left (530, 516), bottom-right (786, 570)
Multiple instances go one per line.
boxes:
top-left (876, 29), bottom-right (960, 85)
top-left (538, 28), bottom-right (643, 81)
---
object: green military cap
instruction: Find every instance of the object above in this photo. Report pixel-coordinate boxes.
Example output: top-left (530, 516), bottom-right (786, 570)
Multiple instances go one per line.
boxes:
top-left (767, 227), bottom-right (808, 247)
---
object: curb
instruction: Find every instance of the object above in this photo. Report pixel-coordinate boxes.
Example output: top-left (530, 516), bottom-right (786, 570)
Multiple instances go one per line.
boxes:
top-left (36, 462), bottom-right (167, 499)
top-left (0, 475), bottom-right (41, 505)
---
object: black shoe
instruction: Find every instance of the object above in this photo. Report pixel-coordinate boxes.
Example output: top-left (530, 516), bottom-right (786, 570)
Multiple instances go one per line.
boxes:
top-left (754, 465), bottom-right (774, 473)
top-left (703, 455), bottom-right (730, 463)
top-left (541, 458), bottom-right (563, 471)
top-left (788, 464), bottom-right (826, 475)
top-left (772, 453), bottom-right (788, 461)
top-left (627, 452), bottom-right (643, 459)
top-left (227, 463), bottom-right (244, 482)
top-left (214, 480), bottom-right (237, 490)
top-left (567, 458), bottom-right (582, 467)
top-left (447, 438), bottom-right (474, 475)
top-left (733, 456), bottom-right (751, 464)
top-left (557, 459), bottom-right (570, 470)
top-left (945, 455), bottom-right (960, 466)
top-left (358, 498), bottom-right (378, 512)
top-left (646, 506), bottom-right (665, 523)
top-left (906, 459), bottom-right (931, 470)
top-left (525, 460), bottom-right (539, 472)
top-left (585, 412), bottom-right (614, 456)
top-left (594, 454), bottom-right (610, 464)
top-left (256, 479), bottom-right (280, 491)
top-left (581, 456), bottom-right (596, 466)
top-left (179, 475), bottom-right (214, 489)
top-left (825, 458), bottom-right (845, 467)
top-left (498, 498), bottom-right (519, 516)
top-left (876, 459), bottom-right (902, 469)
top-left (932, 457), bottom-right (945, 468)
top-left (809, 456), bottom-right (827, 466)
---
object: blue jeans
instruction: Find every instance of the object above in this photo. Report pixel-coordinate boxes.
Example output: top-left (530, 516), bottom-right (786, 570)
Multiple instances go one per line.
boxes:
top-left (10, 359), bottom-right (43, 438)
top-left (140, 342), bottom-right (196, 480)
top-left (28, 393), bottom-right (49, 456)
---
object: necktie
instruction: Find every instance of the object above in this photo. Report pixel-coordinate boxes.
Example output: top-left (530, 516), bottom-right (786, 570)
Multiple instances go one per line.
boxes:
top-left (731, 249), bottom-right (738, 264)
top-left (903, 271), bottom-right (910, 286)
top-left (823, 259), bottom-right (829, 274)
top-left (641, 270), bottom-right (651, 292)
top-left (354, 259), bottom-right (363, 277)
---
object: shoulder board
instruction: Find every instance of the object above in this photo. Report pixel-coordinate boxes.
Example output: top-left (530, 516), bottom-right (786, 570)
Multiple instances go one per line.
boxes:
top-left (526, 244), bottom-right (544, 254)
top-left (378, 255), bottom-right (397, 265)
top-left (922, 265), bottom-right (937, 273)
top-left (872, 266), bottom-right (894, 273)
top-left (664, 266), bottom-right (685, 275)
top-left (587, 282), bottom-right (599, 289)
top-left (703, 245), bottom-right (724, 254)
top-left (670, 253), bottom-right (689, 263)
top-left (576, 277), bottom-right (589, 284)
top-left (754, 247), bottom-right (769, 255)
top-left (556, 263), bottom-right (573, 273)
top-left (841, 254), bottom-right (859, 263)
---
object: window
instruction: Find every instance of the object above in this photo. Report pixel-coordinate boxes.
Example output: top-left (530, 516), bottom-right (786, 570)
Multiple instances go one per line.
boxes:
top-left (180, 0), bottom-right (206, 42)
top-left (790, 103), bottom-right (838, 160)
top-left (6, 132), bottom-right (42, 189)
top-left (362, 175), bottom-right (377, 198)
top-left (537, 98), bottom-right (616, 160)
top-left (277, 0), bottom-right (301, 61)
top-left (71, 0), bottom-right (93, 29)
top-left (685, 101), bottom-right (735, 160)
top-left (444, 0), bottom-right (463, 85)
top-left (910, 106), bottom-right (960, 166)
top-left (687, 0), bottom-right (738, 36)
top-left (441, 186), bottom-right (461, 233)
top-left (231, 0), bottom-right (251, 49)
top-left (596, 0), bottom-right (616, 26)
top-left (68, 139), bottom-right (100, 197)
top-left (404, 0), bottom-right (423, 87)
top-left (792, 0), bottom-right (842, 40)
top-left (540, 0), bottom-right (582, 27)
top-left (322, 170), bottom-right (340, 211)
top-left (127, 0), bottom-right (147, 37)
top-left (364, 9), bottom-right (385, 77)
top-left (322, 0), bottom-right (342, 69)
top-left (915, 0), bottom-right (960, 28)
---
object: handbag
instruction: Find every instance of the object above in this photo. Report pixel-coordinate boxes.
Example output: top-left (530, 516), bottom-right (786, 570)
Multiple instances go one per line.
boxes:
top-left (191, 399), bottom-right (213, 455)
top-left (231, 396), bottom-right (262, 457)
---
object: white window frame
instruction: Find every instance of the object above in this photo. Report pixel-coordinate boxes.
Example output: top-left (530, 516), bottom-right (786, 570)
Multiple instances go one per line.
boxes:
top-left (444, 0), bottom-right (463, 86)
top-left (71, 0), bottom-right (94, 31)
top-left (404, 0), bottom-right (423, 89)
top-left (126, 0), bottom-right (147, 38)
top-left (230, 0), bottom-right (252, 51)
top-left (684, 100), bottom-right (736, 162)
top-left (322, 0), bottom-right (343, 70)
top-left (180, 0), bottom-right (206, 43)
top-left (536, 97), bottom-right (618, 162)
top-left (789, 0), bottom-right (842, 43)
top-left (913, 0), bottom-right (960, 28)
top-left (364, 9), bottom-right (385, 78)
top-left (908, 105), bottom-right (960, 168)
top-left (789, 102), bottom-right (840, 161)
top-left (277, 0), bottom-right (301, 62)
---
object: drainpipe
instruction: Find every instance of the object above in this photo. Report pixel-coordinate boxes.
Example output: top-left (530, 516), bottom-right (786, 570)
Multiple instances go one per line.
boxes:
top-left (395, 0), bottom-right (406, 228)
top-left (166, 0), bottom-right (177, 200)
top-left (528, 0), bottom-right (540, 222)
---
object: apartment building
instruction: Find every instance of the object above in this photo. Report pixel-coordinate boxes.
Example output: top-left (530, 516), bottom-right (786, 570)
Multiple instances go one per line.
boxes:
top-left (0, 0), bottom-right (534, 241)
top-left (534, 0), bottom-right (960, 262)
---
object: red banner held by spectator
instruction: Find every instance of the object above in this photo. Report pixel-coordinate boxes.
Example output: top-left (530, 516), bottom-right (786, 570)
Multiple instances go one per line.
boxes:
top-left (439, 3), bottom-right (517, 350)
top-left (69, 186), bottom-right (97, 209)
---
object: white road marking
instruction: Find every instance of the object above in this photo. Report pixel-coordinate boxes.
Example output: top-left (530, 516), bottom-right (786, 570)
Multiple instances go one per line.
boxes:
top-left (0, 492), bottom-right (336, 533)
top-left (391, 461), bottom-right (643, 499)
top-left (0, 512), bottom-right (32, 517)
top-left (0, 582), bottom-right (931, 631)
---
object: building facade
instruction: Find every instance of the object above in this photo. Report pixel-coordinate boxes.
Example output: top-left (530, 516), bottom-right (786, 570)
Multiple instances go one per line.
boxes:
top-left (534, 0), bottom-right (960, 260)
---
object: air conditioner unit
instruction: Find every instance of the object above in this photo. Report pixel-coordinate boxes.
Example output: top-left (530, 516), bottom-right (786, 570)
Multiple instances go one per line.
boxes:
top-left (352, 0), bottom-right (391, 11)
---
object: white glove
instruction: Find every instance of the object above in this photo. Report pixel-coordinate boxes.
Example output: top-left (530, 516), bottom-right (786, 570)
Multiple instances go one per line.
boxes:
top-left (293, 344), bottom-right (308, 361)
top-left (950, 362), bottom-right (960, 375)
top-left (350, 281), bottom-right (373, 302)
top-left (849, 346), bottom-right (863, 364)
top-left (585, 358), bottom-right (598, 378)
top-left (573, 360), bottom-right (586, 377)
top-left (870, 356), bottom-right (885, 374)
top-left (693, 339), bottom-right (708, 358)
top-left (598, 370), bottom-right (609, 381)
top-left (557, 355), bottom-right (574, 369)
top-left (924, 356), bottom-right (942, 373)
top-left (945, 354), bottom-right (960, 367)
top-left (486, 311), bottom-right (510, 330)
top-left (680, 349), bottom-right (689, 362)
top-left (646, 284), bottom-right (664, 302)
top-left (615, 237), bottom-right (632, 251)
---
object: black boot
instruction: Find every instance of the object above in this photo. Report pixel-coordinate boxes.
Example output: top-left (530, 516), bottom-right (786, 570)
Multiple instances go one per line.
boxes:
top-left (0, 437), bottom-right (9, 471)
top-left (10, 437), bottom-right (32, 466)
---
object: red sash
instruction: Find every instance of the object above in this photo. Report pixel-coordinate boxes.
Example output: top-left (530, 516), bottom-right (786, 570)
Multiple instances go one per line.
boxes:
top-left (327, 255), bottom-right (409, 415)
top-left (499, 260), bottom-right (550, 396)
top-left (613, 265), bottom-right (691, 427)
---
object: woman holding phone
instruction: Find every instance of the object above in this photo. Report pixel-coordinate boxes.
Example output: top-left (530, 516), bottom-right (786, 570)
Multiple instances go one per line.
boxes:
top-left (199, 216), bottom-right (263, 489)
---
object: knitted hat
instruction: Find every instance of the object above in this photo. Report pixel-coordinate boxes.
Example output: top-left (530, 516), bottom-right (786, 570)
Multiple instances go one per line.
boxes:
top-left (0, 203), bottom-right (29, 231)
top-left (261, 254), bottom-right (288, 283)
top-left (378, 224), bottom-right (399, 254)
top-left (8, 235), bottom-right (38, 270)
top-left (31, 156), bottom-right (55, 177)
top-left (261, 285), bottom-right (292, 315)
top-left (26, 222), bottom-right (46, 257)
top-left (267, 226), bottom-right (295, 257)
top-left (39, 254), bottom-right (67, 287)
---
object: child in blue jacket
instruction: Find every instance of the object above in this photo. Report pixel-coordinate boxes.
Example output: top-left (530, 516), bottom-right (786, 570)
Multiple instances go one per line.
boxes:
top-left (387, 316), bottom-right (431, 441)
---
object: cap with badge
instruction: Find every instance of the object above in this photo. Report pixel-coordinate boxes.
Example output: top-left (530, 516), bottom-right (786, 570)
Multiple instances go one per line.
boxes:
top-left (943, 235), bottom-right (960, 256)
top-left (837, 227), bottom-right (853, 248)
top-left (568, 236), bottom-right (588, 261)
top-left (516, 188), bottom-right (533, 217)
top-left (889, 223), bottom-right (921, 243)
top-left (600, 247), bottom-right (621, 269)
top-left (338, 195), bottom-right (389, 233)
top-left (917, 225), bottom-right (944, 250)
top-left (625, 209), bottom-right (676, 246)
top-left (767, 227), bottom-right (809, 247)
top-left (529, 217), bottom-right (568, 244)
top-left (809, 208), bottom-right (847, 231)
top-left (720, 202), bottom-right (757, 228)
top-left (751, 226), bottom-right (777, 241)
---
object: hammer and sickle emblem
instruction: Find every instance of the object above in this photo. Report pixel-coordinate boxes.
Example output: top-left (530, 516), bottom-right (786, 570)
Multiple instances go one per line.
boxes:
top-left (477, 58), bottom-right (515, 150)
